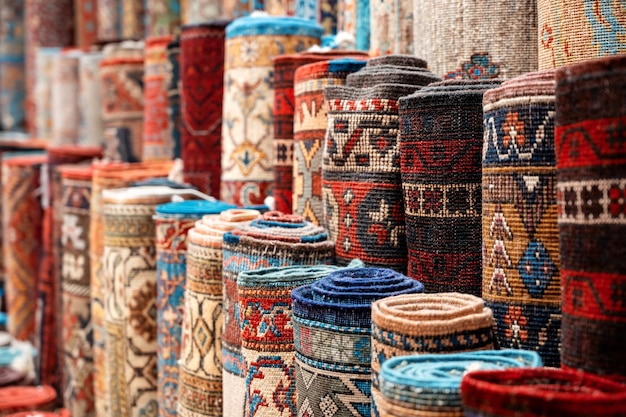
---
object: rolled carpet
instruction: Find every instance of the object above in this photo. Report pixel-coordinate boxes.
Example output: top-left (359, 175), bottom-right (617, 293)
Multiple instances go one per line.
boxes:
top-left (154, 200), bottom-right (235, 417)
top-left (0, 0), bottom-right (26, 131)
top-left (0, 386), bottom-right (57, 414)
top-left (178, 209), bottom-right (261, 417)
top-left (166, 38), bottom-right (181, 159)
top-left (35, 47), bottom-right (60, 140)
top-left (51, 49), bottom-right (82, 146)
top-left (292, 267), bottom-right (424, 417)
top-left (371, 293), bottom-right (496, 414)
top-left (482, 70), bottom-right (561, 367)
top-left (556, 54), bottom-right (626, 379)
top-left (378, 350), bottom-right (542, 417)
top-left (220, 16), bottom-right (322, 206)
top-left (222, 211), bottom-right (334, 417)
top-left (79, 51), bottom-right (105, 147)
top-left (399, 79), bottom-right (502, 295)
top-left (461, 368), bottom-right (626, 417)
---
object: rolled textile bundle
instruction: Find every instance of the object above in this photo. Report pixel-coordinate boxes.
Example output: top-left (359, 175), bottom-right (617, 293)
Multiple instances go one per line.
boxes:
top-left (102, 186), bottom-right (189, 417)
top-left (461, 368), bottom-right (626, 417)
top-left (292, 58), bottom-right (367, 225)
top-left (39, 146), bottom-right (102, 392)
top-left (74, 0), bottom-right (98, 47)
top-left (2, 155), bottom-right (46, 342)
top-left (79, 52), bottom-right (105, 147)
top-left (180, 21), bottom-right (229, 195)
top-left (538, 1), bottom-right (626, 70)
top-left (184, 0), bottom-right (221, 24)
top-left (166, 39), bottom-right (181, 159)
top-left (35, 47), bottom-right (60, 140)
top-left (97, 0), bottom-right (122, 41)
top-left (337, 0), bottom-right (369, 50)
top-left (155, 200), bottom-right (235, 417)
top-left (221, 16), bottom-right (322, 206)
top-left (143, 35), bottom-right (175, 161)
top-left (379, 350), bottom-right (542, 417)
top-left (89, 161), bottom-right (173, 417)
top-left (222, 211), bottom-right (334, 417)
top-left (292, 268), bottom-right (424, 417)
top-left (100, 41), bottom-right (145, 162)
top-left (295, 0), bottom-right (337, 35)
top-left (0, 0), bottom-right (26, 131)
top-left (369, 0), bottom-right (412, 56)
top-left (413, 0), bottom-right (537, 79)
top-left (239, 263), bottom-right (361, 417)
top-left (178, 209), bottom-right (261, 417)
top-left (555, 55), bottom-right (626, 379)
top-left (481, 71), bottom-right (561, 367)
top-left (178, 209), bottom-right (260, 417)
top-left (322, 56), bottom-right (440, 271)
top-left (146, 0), bottom-right (182, 37)
top-left (371, 293), bottom-right (496, 414)
top-left (222, 0), bottom-right (255, 19)
top-left (0, 386), bottom-right (57, 414)
top-left (265, 0), bottom-right (296, 15)
top-left (399, 79), bottom-right (502, 295)
top-left (272, 51), bottom-right (367, 214)
top-left (122, 0), bottom-right (146, 39)
top-left (52, 49), bottom-right (83, 146)
top-left (59, 165), bottom-right (96, 417)
top-left (25, 0), bottom-right (74, 133)
top-left (344, 55), bottom-right (436, 88)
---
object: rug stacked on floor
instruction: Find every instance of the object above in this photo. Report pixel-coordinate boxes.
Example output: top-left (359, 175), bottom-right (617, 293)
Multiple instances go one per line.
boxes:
top-left (221, 16), bottom-right (322, 206)
top-left (292, 268), bottom-right (424, 417)
top-left (97, 0), bottom-right (122, 41)
top-left (292, 58), bottom-right (367, 225)
top-left (122, 0), bottom-right (145, 39)
top-left (482, 70), bottom-right (561, 367)
top-left (379, 350), bottom-right (542, 417)
top-left (178, 209), bottom-right (260, 417)
top-left (100, 41), bottom-right (145, 162)
top-left (221, 211), bottom-right (334, 417)
top-left (413, 0), bottom-right (537, 79)
top-left (322, 55), bottom-right (439, 272)
top-left (556, 54), bottom-right (626, 380)
top-left (180, 21), bottom-right (229, 195)
top-left (399, 79), bottom-right (501, 295)
top-left (154, 200), bottom-right (235, 417)
top-left (143, 35), bottom-right (175, 161)
top-left (371, 293), bottom-right (496, 414)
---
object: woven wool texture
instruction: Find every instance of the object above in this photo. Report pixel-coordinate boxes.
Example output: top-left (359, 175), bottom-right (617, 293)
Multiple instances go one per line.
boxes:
top-left (399, 79), bottom-right (502, 295)
top-left (155, 200), bottom-right (235, 417)
top-left (538, 1), bottom-right (626, 70)
top-left (74, 0), bottom-right (98, 47)
top-left (97, 0), bottom-right (122, 41)
top-left (2, 156), bottom-right (45, 342)
top-left (371, 293), bottom-right (496, 415)
top-left (0, 385), bottom-right (58, 414)
top-left (369, 0), bottom-right (412, 56)
top-left (146, 0), bottom-right (182, 37)
top-left (122, 0), bottom-right (145, 39)
top-left (52, 51), bottom-right (82, 146)
top-left (0, 0), bottom-right (25, 131)
top-left (143, 36), bottom-right (175, 162)
top-left (59, 165), bottom-right (96, 417)
top-left (238, 264), bottom-right (354, 417)
top-left (180, 21), bottom-right (229, 196)
top-left (292, 268), bottom-right (424, 417)
top-left (102, 187), bottom-right (181, 417)
top-left (461, 368), bottom-right (626, 417)
top-left (89, 162), bottom-right (173, 417)
top-left (25, 0), bottom-right (74, 133)
top-left (379, 351), bottom-right (542, 417)
top-left (222, 211), bottom-right (334, 417)
top-left (166, 39), bottom-right (181, 159)
top-left (482, 71), bottom-right (561, 367)
top-left (293, 58), bottom-right (367, 225)
top-left (184, 0), bottom-right (221, 24)
top-left (40, 146), bottom-right (103, 394)
top-left (272, 52), bottom-right (367, 214)
top-left (100, 42), bottom-right (145, 162)
top-left (556, 55), bottom-right (626, 379)
top-left (221, 17), bottom-right (322, 206)
top-left (79, 52), bottom-right (105, 147)
top-left (322, 56), bottom-right (440, 272)
top-left (35, 47), bottom-right (60, 140)
top-left (178, 209), bottom-right (260, 417)
top-left (413, 0), bottom-right (537, 80)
